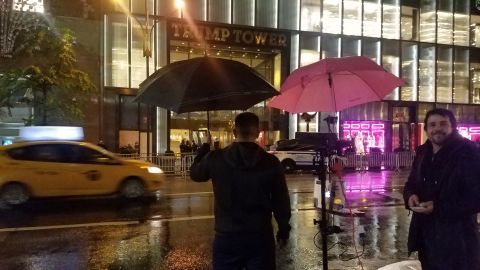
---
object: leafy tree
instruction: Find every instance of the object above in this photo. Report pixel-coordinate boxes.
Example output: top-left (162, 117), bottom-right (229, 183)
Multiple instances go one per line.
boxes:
top-left (0, 69), bottom-right (29, 119)
top-left (1, 28), bottom-right (97, 125)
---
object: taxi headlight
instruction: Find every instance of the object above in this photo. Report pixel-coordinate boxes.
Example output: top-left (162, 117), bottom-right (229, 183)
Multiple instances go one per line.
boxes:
top-left (143, 166), bottom-right (163, 174)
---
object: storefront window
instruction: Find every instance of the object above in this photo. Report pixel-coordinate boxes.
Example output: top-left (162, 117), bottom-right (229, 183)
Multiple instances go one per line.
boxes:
top-left (382, 0), bottom-right (400, 39)
top-left (343, 0), bottom-right (361, 36)
top-left (363, 0), bottom-right (381, 38)
top-left (470, 15), bottom-right (480, 48)
top-left (401, 42), bottom-right (417, 101)
top-left (209, 0), bottom-right (231, 23)
top-left (256, 0), bottom-right (278, 28)
top-left (436, 46), bottom-right (452, 103)
top-left (418, 44), bottom-right (435, 102)
top-left (300, 35), bottom-right (320, 67)
top-left (419, 0), bottom-right (435, 43)
top-left (471, 49), bottom-right (480, 104)
top-left (233, 0), bottom-right (254, 26)
top-left (454, 0), bottom-right (469, 46)
top-left (106, 16), bottom-right (128, 88)
top-left (342, 37), bottom-right (360, 57)
top-left (401, 5), bottom-right (418, 41)
top-left (279, 0), bottom-right (299, 30)
top-left (362, 38), bottom-right (380, 63)
top-left (300, 0), bottom-right (321, 32)
top-left (437, 0), bottom-right (453, 45)
top-left (454, 47), bottom-right (469, 103)
top-left (321, 34), bottom-right (340, 58)
top-left (382, 40), bottom-right (399, 101)
top-left (322, 0), bottom-right (341, 34)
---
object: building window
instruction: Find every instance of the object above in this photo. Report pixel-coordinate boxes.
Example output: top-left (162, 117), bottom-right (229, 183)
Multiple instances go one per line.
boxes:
top-left (437, 0), bottom-right (453, 45)
top-left (209, 0), bottom-right (231, 23)
top-left (418, 44), bottom-right (435, 102)
top-left (454, 0), bottom-right (469, 46)
top-left (363, 0), bottom-right (381, 38)
top-left (321, 34), bottom-right (340, 58)
top-left (107, 16), bottom-right (129, 88)
top-left (256, 0), bottom-right (277, 28)
top-left (437, 46), bottom-right (452, 103)
top-left (343, 0), bottom-right (361, 36)
top-left (279, 0), bottom-right (299, 30)
top-left (322, 0), bottom-right (341, 34)
top-left (454, 47), bottom-right (469, 104)
top-left (382, 40), bottom-right (400, 101)
top-left (471, 15), bottom-right (480, 48)
top-left (401, 5), bottom-right (418, 41)
top-left (419, 0), bottom-right (436, 43)
top-left (401, 42), bottom-right (417, 101)
top-left (382, 0), bottom-right (400, 39)
top-left (233, 0), bottom-right (254, 26)
top-left (300, 34), bottom-right (320, 67)
top-left (362, 38), bottom-right (380, 63)
top-left (342, 37), bottom-right (360, 57)
top-left (470, 49), bottom-right (480, 104)
top-left (300, 0), bottom-right (321, 32)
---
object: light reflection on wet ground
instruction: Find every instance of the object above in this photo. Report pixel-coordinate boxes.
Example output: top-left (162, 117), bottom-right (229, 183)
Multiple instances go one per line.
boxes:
top-left (0, 170), bottom-right (416, 269)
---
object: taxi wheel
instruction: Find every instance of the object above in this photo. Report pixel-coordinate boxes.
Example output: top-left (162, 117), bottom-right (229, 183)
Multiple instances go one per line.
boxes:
top-left (120, 178), bottom-right (145, 199)
top-left (1, 183), bottom-right (29, 205)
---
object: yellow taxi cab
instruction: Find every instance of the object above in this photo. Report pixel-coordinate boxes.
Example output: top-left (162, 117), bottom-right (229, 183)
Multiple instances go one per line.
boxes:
top-left (0, 140), bottom-right (165, 205)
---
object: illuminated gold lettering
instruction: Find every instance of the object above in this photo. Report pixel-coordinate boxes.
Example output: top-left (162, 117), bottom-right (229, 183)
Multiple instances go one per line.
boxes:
top-left (254, 32), bottom-right (268, 45)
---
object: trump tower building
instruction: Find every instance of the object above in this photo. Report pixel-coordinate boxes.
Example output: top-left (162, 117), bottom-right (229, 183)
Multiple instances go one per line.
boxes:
top-left (3, 0), bottom-right (480, 154)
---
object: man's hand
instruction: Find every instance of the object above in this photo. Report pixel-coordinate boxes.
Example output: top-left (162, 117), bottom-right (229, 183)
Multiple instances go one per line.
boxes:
top-left (408, 194), bottom-right (420, 208)
top-left (413, 201), bottom-right (434, 214)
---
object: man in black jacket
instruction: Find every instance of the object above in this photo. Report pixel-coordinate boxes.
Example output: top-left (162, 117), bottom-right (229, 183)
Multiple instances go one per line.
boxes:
top-left (403, 108), bottom-right (480, 270)
top-left (190, 112), bottom-right (291, 270)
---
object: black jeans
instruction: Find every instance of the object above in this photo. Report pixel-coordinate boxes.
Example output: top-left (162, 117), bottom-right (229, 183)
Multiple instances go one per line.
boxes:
top-left (213, 231), bottom-right (276, 270)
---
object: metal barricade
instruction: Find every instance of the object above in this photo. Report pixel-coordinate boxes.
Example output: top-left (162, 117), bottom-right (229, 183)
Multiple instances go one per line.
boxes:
top-left (117, 151), bottom-right (416, 174)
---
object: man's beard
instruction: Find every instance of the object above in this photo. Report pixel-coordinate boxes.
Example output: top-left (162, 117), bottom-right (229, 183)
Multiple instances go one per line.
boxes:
top-left (430, 132), bottom-right (450, 145)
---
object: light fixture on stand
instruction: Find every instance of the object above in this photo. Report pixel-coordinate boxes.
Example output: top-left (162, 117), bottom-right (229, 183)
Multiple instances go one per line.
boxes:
top-left (301, 112), bottom-right (317, 132)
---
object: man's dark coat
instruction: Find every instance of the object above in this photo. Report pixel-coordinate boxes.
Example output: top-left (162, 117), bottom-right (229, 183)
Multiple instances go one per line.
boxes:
top-left (190, 142), bottom-right (291, 240)
top-left (403, 133), bottom-right (480, 269)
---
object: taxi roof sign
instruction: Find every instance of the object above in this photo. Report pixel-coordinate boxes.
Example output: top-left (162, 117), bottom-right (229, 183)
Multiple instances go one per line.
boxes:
top-left (18, 126), bottom-right (84, 141)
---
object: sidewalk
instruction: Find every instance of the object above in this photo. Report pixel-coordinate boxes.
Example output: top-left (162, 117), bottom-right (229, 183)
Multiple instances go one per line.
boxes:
top-left (283, 170), bottom-right (414, 270)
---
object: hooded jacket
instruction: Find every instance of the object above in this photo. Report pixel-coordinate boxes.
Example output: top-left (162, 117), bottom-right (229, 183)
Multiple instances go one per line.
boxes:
top-left (403, 133), bottom-right (480, 269)
top-left (190, 142), bottom-right (291, 240)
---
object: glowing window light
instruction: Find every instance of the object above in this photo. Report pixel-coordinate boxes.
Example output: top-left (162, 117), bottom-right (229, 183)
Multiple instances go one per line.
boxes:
top-left (13, 0), bottom-right (44, 13)
top-left (360, 124), bottom-right (370, 129)
top-left (371, 124), bottom-right (384, 129)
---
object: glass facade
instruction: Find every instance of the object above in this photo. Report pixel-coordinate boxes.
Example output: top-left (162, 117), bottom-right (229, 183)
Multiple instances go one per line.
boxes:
top-left (103, 0), bottom-right (480, 153)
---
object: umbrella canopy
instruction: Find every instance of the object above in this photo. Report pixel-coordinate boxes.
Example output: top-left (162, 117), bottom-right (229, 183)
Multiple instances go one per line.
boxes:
top-left (135, 57), bottom-right (278, 113)
top-left (267, 56), bottom-right (404, 113)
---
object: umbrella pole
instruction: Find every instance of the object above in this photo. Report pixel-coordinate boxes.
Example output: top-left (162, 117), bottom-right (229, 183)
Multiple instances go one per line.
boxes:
top-left (207, 111), bottom-right (210, 130)
top-left (314, 153), bottom-right (329, 270)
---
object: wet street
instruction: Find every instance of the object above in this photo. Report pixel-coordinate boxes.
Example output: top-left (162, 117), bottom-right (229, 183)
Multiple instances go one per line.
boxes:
top-left (0, 170), bottom-right (415, 270)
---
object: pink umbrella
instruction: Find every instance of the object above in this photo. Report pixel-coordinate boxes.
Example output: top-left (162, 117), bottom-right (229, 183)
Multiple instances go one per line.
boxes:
top-left (267, 56), bottom-right (404, 113)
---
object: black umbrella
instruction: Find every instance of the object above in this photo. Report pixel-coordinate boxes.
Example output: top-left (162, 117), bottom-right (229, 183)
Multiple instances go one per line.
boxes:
top-left (134, 57), bottom-right (279, 114)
